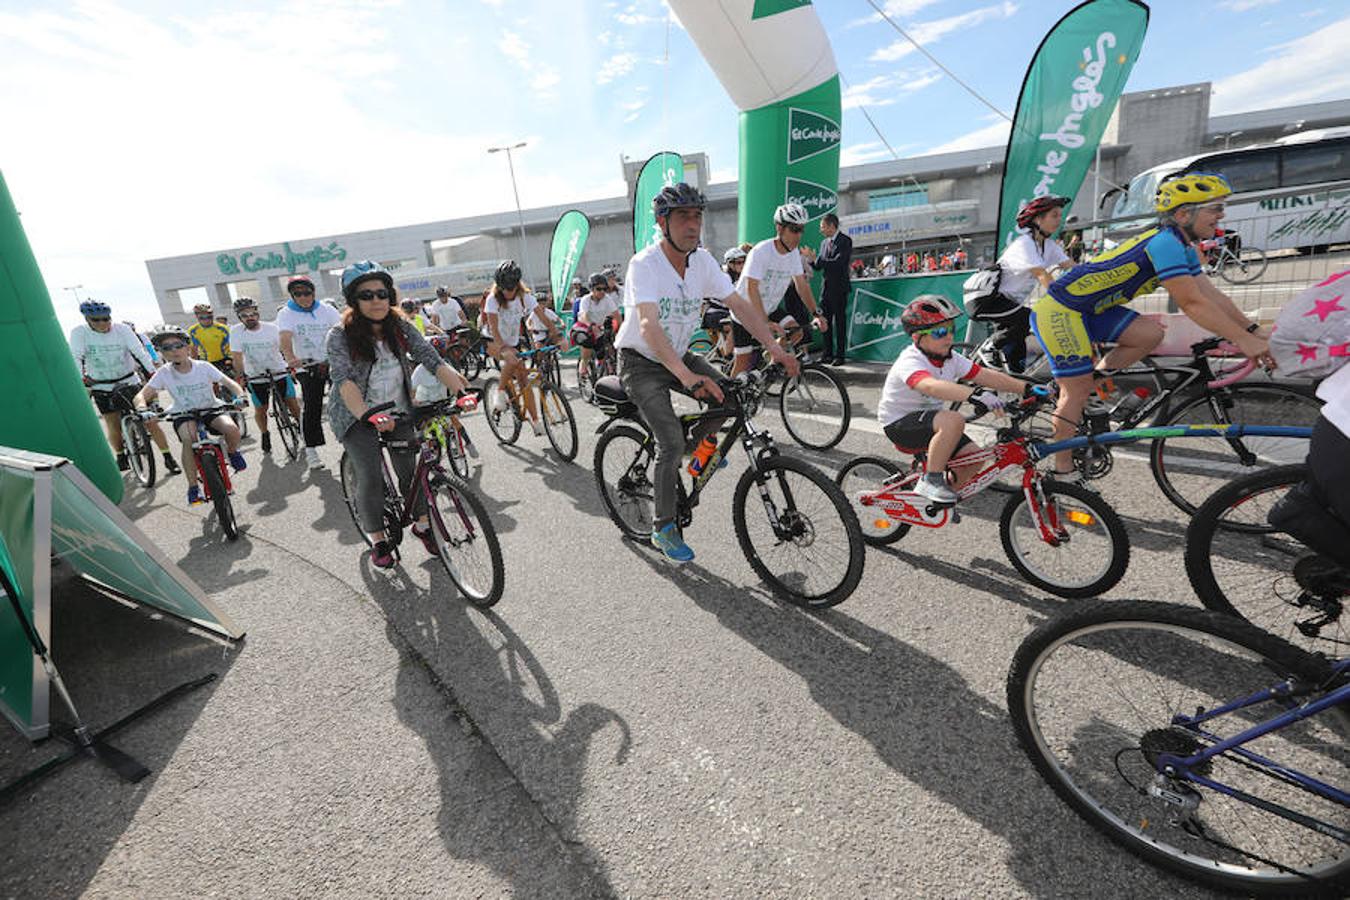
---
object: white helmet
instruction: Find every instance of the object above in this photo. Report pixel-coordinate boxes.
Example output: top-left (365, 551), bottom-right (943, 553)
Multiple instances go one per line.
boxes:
top-left (723, 246), bottom-right (747, 264)
top-left (774, 203), bottom-right (809, 227)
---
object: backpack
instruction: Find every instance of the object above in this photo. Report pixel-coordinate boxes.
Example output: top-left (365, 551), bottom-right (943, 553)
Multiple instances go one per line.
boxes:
top-left (1268, 270), bottom-right (1350, 379)
top-left (961, 264), bottom-right (1021, 321)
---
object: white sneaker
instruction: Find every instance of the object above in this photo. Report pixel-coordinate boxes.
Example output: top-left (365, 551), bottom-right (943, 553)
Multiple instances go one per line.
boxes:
top-left (492, 391), bottom-right (509, 414)
top-left (913, 475), bottom-right (958, 505)
top-left (306, 447), bottom-right (325, 469)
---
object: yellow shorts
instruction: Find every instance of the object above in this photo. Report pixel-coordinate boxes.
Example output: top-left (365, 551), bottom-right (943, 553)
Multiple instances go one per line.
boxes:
top-left (1029, 295), bottom-right (1138, 378)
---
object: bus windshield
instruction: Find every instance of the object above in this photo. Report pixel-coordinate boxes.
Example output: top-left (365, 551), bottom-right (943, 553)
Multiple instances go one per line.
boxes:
top-left (1112, 167), bottom-right (1175, 218)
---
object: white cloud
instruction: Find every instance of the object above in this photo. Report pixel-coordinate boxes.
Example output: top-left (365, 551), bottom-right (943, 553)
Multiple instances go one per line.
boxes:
top-left (497, 30), bottom-right (531, 66)
top-left (532, 67), bottom-right (560, 93)
top-left (924, 116), bottom-right (1010, 155)
top-left (842, 69), bottom-right (942, 109)
top-left (870, 2), bottom-right (1019, 63)
top-left (596, 51), bottom-right (639, 84)
top-left (846, 0), bottom-right (941, 28)
top-left (840, 142), bottom-right (898, 166)
top-left (615, 2), bottom-right (661, 26)
top-left (1218, 0), bottom-right (1279, 10)
top-left (1212, 15), bottom-right (1350, 113)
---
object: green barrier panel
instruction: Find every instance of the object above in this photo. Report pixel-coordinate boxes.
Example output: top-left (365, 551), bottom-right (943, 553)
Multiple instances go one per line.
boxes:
top-left (0, 465), bottom-right (45, 738)
top-left (844, 272), bottom-right (969, 363)
top-left (0, 171), bottom-right (122, 503)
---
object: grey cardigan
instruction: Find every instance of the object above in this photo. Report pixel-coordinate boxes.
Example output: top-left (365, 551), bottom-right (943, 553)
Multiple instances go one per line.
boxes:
top-left (325, 317), bottom-right (444, 439)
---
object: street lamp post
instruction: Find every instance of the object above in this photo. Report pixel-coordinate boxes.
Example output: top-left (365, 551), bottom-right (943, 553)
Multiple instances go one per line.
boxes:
top-left (62, 284), bottom-right (85, 306)
top-left (488, 141), bottom-right (530, 282)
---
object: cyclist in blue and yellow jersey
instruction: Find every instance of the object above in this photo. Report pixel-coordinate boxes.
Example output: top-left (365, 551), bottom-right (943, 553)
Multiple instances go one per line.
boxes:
top-left (1032, 172), bottom-right (1274, 481)
top-left (188, 303), bottom-right (233, 376)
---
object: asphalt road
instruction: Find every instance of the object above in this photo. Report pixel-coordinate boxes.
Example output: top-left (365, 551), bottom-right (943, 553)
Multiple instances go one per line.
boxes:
top-left (5, 363), bottom-right (1286, 898)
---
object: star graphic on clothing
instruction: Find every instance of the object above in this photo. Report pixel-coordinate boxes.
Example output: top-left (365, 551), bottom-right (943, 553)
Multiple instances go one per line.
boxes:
top-left (1296, 344), bottom-right (1319, 363)
top-left (1331, 343), bottom-right (1350, 358)
top-left (1304, 294), bottom-right (1346, 323)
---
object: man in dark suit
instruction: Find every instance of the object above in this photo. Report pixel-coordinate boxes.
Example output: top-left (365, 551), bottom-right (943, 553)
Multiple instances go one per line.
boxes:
top-left (810, 213), bottom-right (852, 364)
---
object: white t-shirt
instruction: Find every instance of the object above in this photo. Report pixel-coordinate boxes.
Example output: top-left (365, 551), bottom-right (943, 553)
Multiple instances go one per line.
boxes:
top-left (275, 301), bottom-right (341, 362)
top-left (147, 360), bottom-right (226, 414)
top-left (876, 345), bottom-right (978, 426)
top-left (367, 342), bottom-right (409, 413)
top-left (428, 297), bottom-right (464, 330)
top-left (529, 306), bottom-right (563, 343)
top-left (483, 290), bottom-right (539, 348)
top-left (1317, 361), bottom-right (1350, 438)
top-left (229, 322), bottom-right (287, 379)
top-left (615, 243), bottom-right (734, 362)
top-left (411, 363), bottom-right (448, 404)
top-left (734, 238), bottom-right (804, 320)
top-left (579, 292), bottom-right (620, 325)
top-left (998, 234), bottom-right (1070, 306)
top-left (69, 322), bottom-right (153, 386)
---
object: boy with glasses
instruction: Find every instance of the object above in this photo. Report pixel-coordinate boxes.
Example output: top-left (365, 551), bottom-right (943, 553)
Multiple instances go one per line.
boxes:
top-left (277, 274), bottom-right (341, 468)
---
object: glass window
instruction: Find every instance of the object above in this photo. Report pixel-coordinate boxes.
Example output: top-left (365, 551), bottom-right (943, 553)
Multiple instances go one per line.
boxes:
top-left (1280, 142), bottom-right (1350, 187)
top-left (1201, 151), bottom-right (1280, 193)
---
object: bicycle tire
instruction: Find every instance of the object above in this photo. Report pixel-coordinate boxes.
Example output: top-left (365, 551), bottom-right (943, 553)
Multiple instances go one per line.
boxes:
top-left (834, 456), bottom-right (910, 546)
top-left (442, 423), bottom-right (471, 480)
top-left (576, 357), bottom-right (596, 403)
top-left (731, 455), bottom-right (865, 608)
top-left (1184, 464), bottom-right (1349, 654)
top-left (999, 479), bottom-right (1130, 598)
top-left (481, 377), bottom-right (522, 445)
top-left (1149, 383), bottom-right (1320, 517)
top-left (1218, 246), bottom-right (1269, 285)
top-left (455, 344), bottom-right (483, 382)
top-left (122, 417), bottom-right (156, 488)
top-left (273, 398), bottom-right (301, 461)
top-left (199, 448), bottom-right (238, 540)
top-left (339, 451), bottom-right (402, 548)
top-left (539, 383), bottom-right (578, 462)
top-left (426, 472), bottom-right (504, 608)
top-left (779, 364), bottom-right (851, 450)
top-left (1007, 600), bottom-right (1348, 897)
top-left (593, 424), bottom-right (655, 540)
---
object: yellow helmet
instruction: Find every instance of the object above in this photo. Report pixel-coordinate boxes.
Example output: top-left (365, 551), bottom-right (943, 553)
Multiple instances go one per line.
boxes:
top-left (1155, 172), bottom-right (1232, 214)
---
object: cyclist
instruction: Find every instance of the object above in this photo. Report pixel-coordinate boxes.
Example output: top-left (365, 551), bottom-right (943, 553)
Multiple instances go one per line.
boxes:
top-left (277, 274), bottom-right (341, 469)
top-left (136, 326), bottom-right (248, 505)
top-left (700, 247), bottom-right (744, 363)
top-left (1033, 172), bottom-right (1273, 481)
top-left (528, 298), bottom-right (565, 350)
top-left (993, 195), bottom-right (1073, 373)
top-left (188, 303), bottom-right (232, 375)
top-left (573, 272), bottom-right (621, 374)
top-left (730, 202), bottom-right (828, 376)
top-left (327, 260), bottom-right (469, 569)
top-left (615, 182), bottom-right (798, 562)
top-left (427, 286), bottom-right (466, 333)
top-left (229, 297), bottom-right (301, 455)
top-left (879, 296), bottom-right (1041, 504)
top-left (483, 259), bottom-right (559, 437)
top-left (69, 300), bottom-right (180, 475)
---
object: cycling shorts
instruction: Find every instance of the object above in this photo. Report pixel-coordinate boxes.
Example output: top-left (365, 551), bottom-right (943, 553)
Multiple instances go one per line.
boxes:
top-left (91, 384), bottom-right (139, 415)
top-left (247, 374), bottom-right (297, 406)
top-left (882, 409), bottom-right (974, 455)
top-left (169, 412), bottom-right (228, 441)
top-left (732, 306), bottom-right (796, 356)
top-left (1030, 294), bottom-right (1138, 378)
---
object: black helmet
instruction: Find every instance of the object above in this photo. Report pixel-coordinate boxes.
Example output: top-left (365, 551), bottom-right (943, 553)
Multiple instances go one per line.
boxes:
top-left (436, 284), bottom-right (450, 295)
top-left (233, 296), bottom-right (258, 314)
top-left (588, 272), bottom-right (608, 290)
top-left (495, 260), bottom-right (522, 290)
top-left (652, 182), bottom-right (706, 219)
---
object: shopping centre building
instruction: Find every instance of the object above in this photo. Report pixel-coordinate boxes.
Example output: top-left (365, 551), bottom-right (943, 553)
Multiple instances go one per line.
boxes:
top-left (145, 81), bottom-right (1350, 326)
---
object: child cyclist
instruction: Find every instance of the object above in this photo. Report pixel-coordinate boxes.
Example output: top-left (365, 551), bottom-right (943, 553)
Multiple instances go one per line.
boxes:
top-left (878, 296), bottom-right (1044, 504)
top-left (412, 335), bottom-right (478, 460)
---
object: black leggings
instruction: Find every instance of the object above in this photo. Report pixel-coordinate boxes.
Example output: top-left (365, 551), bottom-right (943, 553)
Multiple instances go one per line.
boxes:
top-left (1267, 416), bottom-right (1350, 569)
top-left (297, 365), bottom-right (329, 448)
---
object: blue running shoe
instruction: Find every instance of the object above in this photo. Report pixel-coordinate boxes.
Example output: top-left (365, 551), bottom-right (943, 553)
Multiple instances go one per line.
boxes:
top-left (187, 485), bottom-right (205, 505)
top-left (228, 450), bottom-right (247, 472)
top-left (650, 522), bottom-right (694, 563)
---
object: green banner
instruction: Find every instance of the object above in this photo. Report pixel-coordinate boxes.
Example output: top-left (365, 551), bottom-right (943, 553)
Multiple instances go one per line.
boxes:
top-left (845, 273), bottom-right (968, 362)
top-left (0, 468), bottom-right (40, 735)
top-left (633, 152), bottom-right (683, 253)
top-left (996, 0), bottom-right (1149, 253)
top-left (549, 210), bottom-right (590, 311)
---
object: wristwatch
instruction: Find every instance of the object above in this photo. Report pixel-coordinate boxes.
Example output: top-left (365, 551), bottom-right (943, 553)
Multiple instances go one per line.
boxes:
top-left (1245, 322), bottom-right (1260, 334)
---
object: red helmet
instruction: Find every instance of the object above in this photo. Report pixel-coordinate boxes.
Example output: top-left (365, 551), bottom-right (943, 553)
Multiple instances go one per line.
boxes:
top-left (900, 295), bottom-right (962, 335)
top-left (1016, 195), bottom-right (1070, 231)
top-left (287, 275), bottom-right (316, 294)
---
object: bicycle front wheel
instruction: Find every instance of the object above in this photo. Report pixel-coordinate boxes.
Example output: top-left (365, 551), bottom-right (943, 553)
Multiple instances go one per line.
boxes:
top-left (1185, 464), bottom-right (1349, 654)
top-left (481, 377), bottom-right (522, 445)
top-left (122, 417), bottom-right (156, 488)
top-left (539, 383), bottom-right (578, 461)
top-left (1218, 246), bottom-right (1269, 285)
top-left (576, 357), bottom-right (596, 403)
top-left (732, 455), bottom-right (865, 608)
top-left (441, 423), bottom-right (471, 480)
top-left (427, 473), bottom-right (504, 608)
top-left (1007, 600), bottom-right (1349, 897)
top-left (273, 400), bottom-right (301, 461)
top-left (834, 455), bottom-right (910, 546)
top-left (593, 424), bottom-right (655, 540)
top-left (199, 448), bottom-right (238, 540)
top-left (1150, 384), bottom-right (1320, 516)
top-left (779, 365), bottom-right (851, 450)
top-left (999, 480), bottom-right (1129, 598)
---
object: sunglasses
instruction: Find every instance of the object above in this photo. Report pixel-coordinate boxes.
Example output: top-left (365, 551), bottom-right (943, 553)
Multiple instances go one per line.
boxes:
top-left (783, 224), bottom-right (804, 234)
top-left (355, 288), bottom-right (392, 301)
top-left (916, 325), bottom-right (952, 339)
top-left (159, 341), bottom-right (188, 351)
top-left (290, 288), bottom-right (315, 296)
top-left (87, 316), bottom-right (111, 323)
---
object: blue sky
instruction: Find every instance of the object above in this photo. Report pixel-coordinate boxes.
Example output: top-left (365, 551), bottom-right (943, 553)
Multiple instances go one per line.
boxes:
top-left (1, 0), bottom-right (1347, 329)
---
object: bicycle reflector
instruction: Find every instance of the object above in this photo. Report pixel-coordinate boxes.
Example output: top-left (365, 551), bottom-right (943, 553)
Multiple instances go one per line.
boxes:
top-left (873, 519), bottom-right (892, 530)
top-left (1067, 509), bottom-right (1096, 527)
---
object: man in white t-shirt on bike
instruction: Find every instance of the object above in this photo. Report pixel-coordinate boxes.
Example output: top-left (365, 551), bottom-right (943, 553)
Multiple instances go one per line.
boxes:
top-left (614, 182), bottom-right (799, 562)
top-left (229, 297), bottom-right (301, 455)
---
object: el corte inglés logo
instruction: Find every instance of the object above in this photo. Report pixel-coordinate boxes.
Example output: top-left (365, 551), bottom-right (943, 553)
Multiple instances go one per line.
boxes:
top-left (784, 177), bottom-right (838, 221)
top-left (787, 108), bottom-right (841, 164)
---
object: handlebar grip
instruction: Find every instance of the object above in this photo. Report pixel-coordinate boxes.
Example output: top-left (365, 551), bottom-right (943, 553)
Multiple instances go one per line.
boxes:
top-left (362, 401), bottom-right (398, 424)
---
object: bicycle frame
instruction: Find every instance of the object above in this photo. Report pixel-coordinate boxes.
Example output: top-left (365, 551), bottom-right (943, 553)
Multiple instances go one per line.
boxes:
top-left (376, 404), bottom-right (481, 542)
top-left (1031, 423), bottom-right (1314, 462)
top-left (189, 416), bottom-right (235, 499)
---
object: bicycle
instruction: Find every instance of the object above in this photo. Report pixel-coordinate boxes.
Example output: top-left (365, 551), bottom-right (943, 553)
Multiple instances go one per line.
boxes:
top-left (442, 327), bottom-right (488, 382)
top-left (338, 399), bottom-right (504, 607)
top-left (1185, 463), bottom-right (1349, 655)
top-left (147, 404), bottom-right (244, 540)
top-left (481, 345), bottom-right (578, 461)
top-left (418, 393), bottom-right (481, 480)
top-left (575, 321), bottom-right (619, 404)
top-left (591, 371), bottom-right (865, 608)
top-left (835, 391), bottom-right (1130, 598)
top-left (1007, 599), bottom-right (1349, 897)
top-left (719, 325), bottom-right (852, 451)
top-left (248, 370), bottom-right (302, 462)
top-left (88, 376), bottom-right (157, 487)
top-left (1201, 231), bottom-right (1269, 285)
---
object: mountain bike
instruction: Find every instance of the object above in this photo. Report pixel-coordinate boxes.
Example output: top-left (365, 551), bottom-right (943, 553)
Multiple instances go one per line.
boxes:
top-left (418, 392), bottom-right (481, 480)
top-left (443, 326), bottom-right (487, 381)
top-left (148, 404), bottom-right (243, 540)
top-left (248, 370), bottom-right (302, 462)
top-left (591, 371), bottom-right (865, 608)
top-left (482, 345), bottom-right (578, 461)
top-left (836, 390), bottom-right (1130, 598)
top-left (338, 399), bottom-right (504, 607)
top-left (1008, 599), bottom-right (1349, 897)
top-left (719, 325), bottom-right (852, 451)
top-left (89, 377), bottom-right (156, 487)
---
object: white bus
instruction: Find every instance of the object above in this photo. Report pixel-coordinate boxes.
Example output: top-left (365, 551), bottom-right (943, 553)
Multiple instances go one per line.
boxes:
top-left (1106, 129), bottom-right (1350, 252)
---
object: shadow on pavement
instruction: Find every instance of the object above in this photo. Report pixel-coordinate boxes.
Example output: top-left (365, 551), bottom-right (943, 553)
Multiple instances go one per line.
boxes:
top-left (244, 451), bottom-right (311, 517)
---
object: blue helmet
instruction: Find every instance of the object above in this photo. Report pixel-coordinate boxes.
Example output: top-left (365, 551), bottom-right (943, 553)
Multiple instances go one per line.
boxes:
top-left (341, 260), bottom-right (394, 304)
top-left (79, 299), bottom-right (111, 317)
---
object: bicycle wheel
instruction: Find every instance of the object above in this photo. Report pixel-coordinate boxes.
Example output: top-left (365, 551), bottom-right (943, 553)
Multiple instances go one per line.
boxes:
top-left (999, 479), bottom-right (1129, 598)
top-left (481, 377), bottom-right (522, 445)
top-left (1150, 384), bottom-right (1320, 517)
top-left (1218, 246), bottom-right (1269, 285)
top-left (426, 472), bottom-right (504, 608)
top-left (593, 424), bottom-right (655, 540)
top-left (576, 357), bottom-right (596, 403)
top-left (339, 451), bottom-right (402, 547)
top-left (455, 344), bottom-right (482, 382)
top-left (834, 456), bottom-right (910, 546)
top-left (199, 448), bottom-right (238, 540)
top-left (442, 423), bottom-right (471, 480)
top-left (272, 399), bottom-right (301, 461)
top-left (778, 365), bottom-right (851, 450)
top-left (231, 409), bottom-right (249, 439)
top-left (732, 455), bottom-right (865, 608)
top-left (1007, 600), bottom-right (1349, 897)
top-left (121, 417), bottom-right (156, 488)
top-left (1185, 464), bottom-right (1349, 654)
top-left (539, 383), bottom-right (578, 462)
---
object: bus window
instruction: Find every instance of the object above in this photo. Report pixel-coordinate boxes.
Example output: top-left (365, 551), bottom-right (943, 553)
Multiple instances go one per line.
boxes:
top-left (1280, 142), bottom-right (1350, 187)
top-left (1197, 150), bottom-right (1279, 193)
